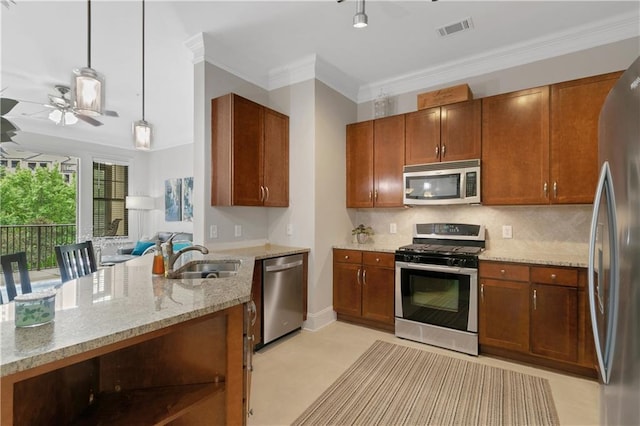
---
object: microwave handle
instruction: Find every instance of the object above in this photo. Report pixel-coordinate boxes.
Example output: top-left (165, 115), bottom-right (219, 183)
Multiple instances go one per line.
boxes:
top-left (460, 171), bottom-right (466, 199)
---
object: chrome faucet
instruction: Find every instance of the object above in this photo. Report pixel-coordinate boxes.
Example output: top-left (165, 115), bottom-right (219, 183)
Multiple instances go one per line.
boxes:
top-left (165, 234), bottom-right (209, 278)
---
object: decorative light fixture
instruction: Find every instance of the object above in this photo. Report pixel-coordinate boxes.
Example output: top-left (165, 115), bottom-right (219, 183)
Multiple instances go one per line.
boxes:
top-left (133, 0), bottom-right (152, 150)
top-left (72, 0), bottom-right (105, 117)
top-left (126, 195), bottom-right (154, 239)
top-left (353, 0), bottom-right (368, 28)
top-left (48, 109), bottom-right (78, 126)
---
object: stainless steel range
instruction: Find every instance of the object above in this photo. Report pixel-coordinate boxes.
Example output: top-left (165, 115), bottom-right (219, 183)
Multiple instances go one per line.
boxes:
top-left (395, 223), bottom-right (485, 355)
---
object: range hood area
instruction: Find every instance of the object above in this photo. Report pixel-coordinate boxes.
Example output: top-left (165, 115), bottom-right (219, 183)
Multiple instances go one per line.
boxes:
top-left (403, 159), bottom-right (481, 206)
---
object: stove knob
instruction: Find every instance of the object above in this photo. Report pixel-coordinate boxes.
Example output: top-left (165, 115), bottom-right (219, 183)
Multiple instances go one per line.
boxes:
top-left (412, 255), bottom-right (421, 263)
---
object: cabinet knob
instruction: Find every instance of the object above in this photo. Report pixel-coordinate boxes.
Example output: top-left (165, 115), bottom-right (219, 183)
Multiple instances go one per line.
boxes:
top-left (375, 257), bottom-right (380, 262)
top-left (344, 255), bottom-right (349, 260)
top-left (551, 273), bottom-right (557, 280)
top-left (500, 269), bottom-right (506, 275)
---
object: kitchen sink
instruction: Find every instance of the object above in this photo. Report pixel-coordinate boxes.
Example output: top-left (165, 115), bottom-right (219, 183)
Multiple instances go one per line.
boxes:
top-left (168, 259), bottom-right (241, 279)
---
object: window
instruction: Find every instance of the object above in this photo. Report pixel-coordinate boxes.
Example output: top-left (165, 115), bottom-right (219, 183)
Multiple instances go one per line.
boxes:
top-left (93, 161), bottom-right (128, 237)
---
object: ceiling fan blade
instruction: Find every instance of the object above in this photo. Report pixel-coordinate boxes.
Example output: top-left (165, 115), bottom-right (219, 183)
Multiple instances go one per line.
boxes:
top-left (1, 97), bottom-right (19, 115)
top-left (1, 116), bottom-right (20, 133)
top-left (1, 130), bottom-right (18, 143)
top-left (76, 114), bottom-right (103, 127)
top-left (103, 110), bottom-right (119, 117)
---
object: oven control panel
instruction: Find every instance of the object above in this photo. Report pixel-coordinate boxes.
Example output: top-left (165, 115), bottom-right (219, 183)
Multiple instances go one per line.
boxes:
top-left (395, 253), bottom-right (478, 269)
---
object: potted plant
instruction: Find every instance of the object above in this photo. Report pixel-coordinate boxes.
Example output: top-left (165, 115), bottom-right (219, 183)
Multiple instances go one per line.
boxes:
top-left (352, 224), bottom-right (374, 244)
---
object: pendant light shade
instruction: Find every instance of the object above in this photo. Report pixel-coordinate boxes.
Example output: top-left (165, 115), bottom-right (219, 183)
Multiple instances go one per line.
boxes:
top-left (49, 109), bottom-right (79, 126)
top-left (133, 119), bottom-right (151, 150)
top-left (134, 0), bottom-right (152, 150)
top-left (72, 0), bottom-right (105, 116)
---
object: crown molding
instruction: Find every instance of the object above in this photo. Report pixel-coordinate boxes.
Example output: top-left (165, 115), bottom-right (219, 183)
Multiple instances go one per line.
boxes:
top-left (357, 11), bottom-right (640, 102)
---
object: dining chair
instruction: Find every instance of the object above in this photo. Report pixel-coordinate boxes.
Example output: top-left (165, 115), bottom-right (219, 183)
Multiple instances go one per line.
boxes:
top-left (55, 241), bottom-right (98, 283)
top-left (0, 251), bottom-right (32, 303)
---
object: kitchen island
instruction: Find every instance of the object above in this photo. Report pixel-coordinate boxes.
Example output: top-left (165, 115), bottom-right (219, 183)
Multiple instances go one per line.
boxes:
top-left (0, 253), bottom-right (254, 425)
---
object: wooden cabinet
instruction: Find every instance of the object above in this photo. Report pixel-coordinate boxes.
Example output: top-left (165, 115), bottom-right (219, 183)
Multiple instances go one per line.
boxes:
top-left (1, 305), bottom-right (247, 425)
top-left (333, 249), bottom-right (395, 331)
top-left (479, 261), bottom-right (597, 377)
top-left (211, 93), bottom-right (289, 207)
top-left (479, 263), bottom-right (530, 352)
top-left (346, 115), bottom-right (404, 208)
top-left (482, 71), bottom-right (622, 206)
top-left (405, 100), bottom-right (481, 165)
top-left (482, 86), bottom-right (550, 205)
top-left (550, 71), bottom-right (622, 204)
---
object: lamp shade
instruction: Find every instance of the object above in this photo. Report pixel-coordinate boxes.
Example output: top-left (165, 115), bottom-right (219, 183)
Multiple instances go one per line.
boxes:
top-left (126, 195), bottom-right (154, 210)
top-left (72, 67), bottom-right (105, 116)
top-left (133, 120), bottom-right (152, 150)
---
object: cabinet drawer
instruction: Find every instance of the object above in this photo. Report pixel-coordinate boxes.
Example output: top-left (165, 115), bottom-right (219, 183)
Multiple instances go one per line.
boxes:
top-left (479, 262), bottom-right (529, 282)
top-left (363, 252), bottom-right (395, 268)
top-left (531, 266), bottom-right (578, 287)
top-left (334, 249), bottom-right (363, 264)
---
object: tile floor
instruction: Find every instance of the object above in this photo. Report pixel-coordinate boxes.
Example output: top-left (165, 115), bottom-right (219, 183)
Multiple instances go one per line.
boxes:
top-left (248, 321), bottom-right (600, 426)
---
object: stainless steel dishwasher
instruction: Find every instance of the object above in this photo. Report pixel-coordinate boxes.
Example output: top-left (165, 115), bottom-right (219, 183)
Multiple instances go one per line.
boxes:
top-left (262, 254), bottom-right (304, 345)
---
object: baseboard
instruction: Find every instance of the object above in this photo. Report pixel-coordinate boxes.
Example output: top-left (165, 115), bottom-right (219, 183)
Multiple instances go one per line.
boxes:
top-left (303, 306), bottom-right (336, 331)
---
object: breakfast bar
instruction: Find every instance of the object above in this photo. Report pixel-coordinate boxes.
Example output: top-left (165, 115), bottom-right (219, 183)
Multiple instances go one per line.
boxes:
top-left (0, 254), bottom-right (253, 425)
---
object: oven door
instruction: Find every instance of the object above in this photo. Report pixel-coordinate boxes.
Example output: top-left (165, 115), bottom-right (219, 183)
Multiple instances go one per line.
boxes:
top-left (395, 261), bottom-right (477, 332)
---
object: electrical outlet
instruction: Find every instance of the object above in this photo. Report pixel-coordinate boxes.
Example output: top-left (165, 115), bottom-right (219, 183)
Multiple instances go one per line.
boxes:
top-left (286, 224), bottom-right (293, 236)
top-left (502, 225), bottom-right (513, 239)
top-left (390, 223), bottom-right (397, 234)
top-left (210, 225), bottom-right (218, 239)
top-left (234, 225), bottom-right (242, 237)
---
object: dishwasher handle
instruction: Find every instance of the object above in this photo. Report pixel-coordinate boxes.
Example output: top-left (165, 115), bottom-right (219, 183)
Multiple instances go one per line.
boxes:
top-left (264, 259), bottom-right (303, 273)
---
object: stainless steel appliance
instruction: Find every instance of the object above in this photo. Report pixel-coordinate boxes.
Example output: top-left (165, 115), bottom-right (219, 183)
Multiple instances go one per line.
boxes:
top-left (403, 159), bottom-right (480, 205)
top-left (395, 223), bottom-right (485, 355)
top-left (262, 254), bottom-right (304, 345)
top-left (588, 56), bottom-right (640, 425)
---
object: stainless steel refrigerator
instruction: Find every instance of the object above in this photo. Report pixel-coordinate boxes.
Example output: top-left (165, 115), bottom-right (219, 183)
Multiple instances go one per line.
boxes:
top-left (589, 55), bottom-right (640, 426)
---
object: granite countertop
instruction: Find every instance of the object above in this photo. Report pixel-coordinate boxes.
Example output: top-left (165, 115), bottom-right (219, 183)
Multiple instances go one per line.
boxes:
top-left (211, 243), bottom-right (310, 260)
top-left (333, 241), bottom-right (589, 268)
top-left (0, 252), bottom-right (254, 378)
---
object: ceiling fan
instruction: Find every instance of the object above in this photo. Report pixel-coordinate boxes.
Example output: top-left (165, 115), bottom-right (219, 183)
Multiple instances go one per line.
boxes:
top-left (1, 89), bottom-right (20, 142)
top-left (42, 84), bottom-right (119, 127)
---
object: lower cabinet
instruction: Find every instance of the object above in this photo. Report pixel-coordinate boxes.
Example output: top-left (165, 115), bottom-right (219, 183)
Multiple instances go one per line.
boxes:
top-left (479, 261), bottom-right (596, 377)
top-left (333, 249), bottom-right (395, 331)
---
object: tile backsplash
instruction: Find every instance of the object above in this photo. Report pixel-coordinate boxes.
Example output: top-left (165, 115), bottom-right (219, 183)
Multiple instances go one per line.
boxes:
top-left (354, 204), bottom-right (592, 253)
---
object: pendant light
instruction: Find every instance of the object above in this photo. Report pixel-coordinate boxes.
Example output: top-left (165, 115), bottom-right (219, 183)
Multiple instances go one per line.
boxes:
top-left (353, 0), bottom-right (368, 28)
top-left (72, 0), bottom-right (105, 116)
top-left (133, 0), bottom-right (151, 150)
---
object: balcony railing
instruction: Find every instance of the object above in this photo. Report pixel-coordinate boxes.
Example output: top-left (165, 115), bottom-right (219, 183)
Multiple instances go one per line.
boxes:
top-left (0, 224), bottom-right (76, 271)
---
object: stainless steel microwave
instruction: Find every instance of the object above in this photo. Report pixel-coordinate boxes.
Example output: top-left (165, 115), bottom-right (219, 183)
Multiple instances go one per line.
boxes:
top-left (403, 159), bottom-right (481, 205)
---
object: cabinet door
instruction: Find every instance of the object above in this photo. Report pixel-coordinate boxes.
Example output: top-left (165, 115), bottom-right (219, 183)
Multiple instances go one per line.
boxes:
top-left (440, 99), bottom-right (481, 162)
top-left (550, 72), bottom-right (622, 204)
top-left (333, 262), bottom-right (362, 317)
top-left (346, 121), bottom-right (374, 208)
top-left (361, 252), bottom-right (395, 325)
top-left (531, 284), bottom-right (578, 362)
top-left (232, 95), bottom-right (264, 206)
top-left (263, 108), bottom-right (289, 207)
top-left (482, 86), bottom-right (550, 205)
top-left (405, 108), bottom-right (441, 165)
top-left (479, 279), bottom-right (530, 352)
top-left (373, 115), bottom-right (405, 207)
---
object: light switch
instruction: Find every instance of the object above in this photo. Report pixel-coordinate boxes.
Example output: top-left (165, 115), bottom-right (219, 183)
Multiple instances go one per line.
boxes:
top-left (390, 223), bottom-right (397, 234)
top-left (286, 224), bottom-right (293, 236)
top-left (502, 225), bottom-right (513, 239)
top-left (210, 225), bottom-right (218, 239)
top-left (235, 225), bottom-right (242, 237)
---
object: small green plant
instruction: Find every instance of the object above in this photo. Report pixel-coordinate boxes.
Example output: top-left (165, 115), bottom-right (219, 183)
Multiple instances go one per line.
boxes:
top-left (352, 224), bottom-right (374, 236)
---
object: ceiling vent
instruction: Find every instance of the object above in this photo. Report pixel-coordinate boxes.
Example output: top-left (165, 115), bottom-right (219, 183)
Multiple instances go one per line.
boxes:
top-left (437, 17), bottom-right (474, 37)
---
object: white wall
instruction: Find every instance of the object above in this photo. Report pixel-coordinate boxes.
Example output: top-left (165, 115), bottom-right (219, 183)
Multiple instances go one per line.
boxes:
top-left (147, 144), bottom-right (195, 239)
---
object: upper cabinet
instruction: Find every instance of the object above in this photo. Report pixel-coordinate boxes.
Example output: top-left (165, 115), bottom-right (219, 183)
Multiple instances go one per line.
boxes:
top-left (482, 86), bottom-right (550, 205)
top-left (550, 71), bottom-right (622, 204)
top-left (405, 99), bottom-right (481, 165)
top-left (346, 115), bottom-right (405, 208)
top-left (211, 93), bottom-right (289, 207)
top-left (482, 71), bottom-right (622, 206)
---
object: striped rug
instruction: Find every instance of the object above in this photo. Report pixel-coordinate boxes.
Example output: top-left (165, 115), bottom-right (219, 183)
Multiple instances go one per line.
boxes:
top-left (293, 340), bottom-right (560, 426)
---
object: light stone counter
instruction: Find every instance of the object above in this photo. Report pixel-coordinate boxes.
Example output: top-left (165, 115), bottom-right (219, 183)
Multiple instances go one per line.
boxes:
top-left (479, 242), bottom-right (589, 268)
top-left (0, 252), bottom-right (253, 378)
top-left (332, 242), bottom-right (398, 254)
top-left (211, 243), bottom-right (310, 260)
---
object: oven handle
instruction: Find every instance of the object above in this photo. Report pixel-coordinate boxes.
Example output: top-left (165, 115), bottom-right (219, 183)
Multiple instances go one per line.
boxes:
top-left (396, 261), bottom-right (473, 275)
